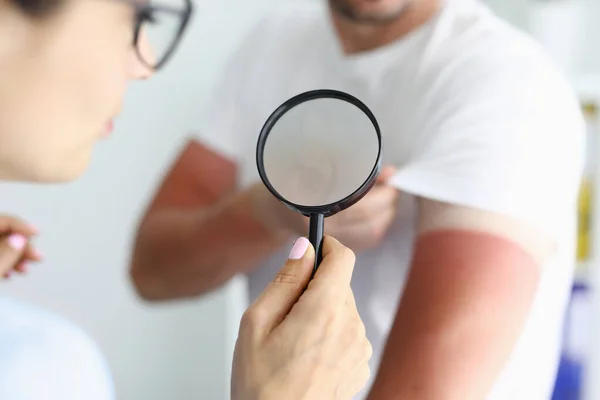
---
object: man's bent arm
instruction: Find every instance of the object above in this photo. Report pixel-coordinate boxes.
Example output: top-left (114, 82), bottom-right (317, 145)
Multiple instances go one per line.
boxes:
top-left (367, 199), bottom-right (552, 400)
top-left (130, 139), bottom-right (291, 301)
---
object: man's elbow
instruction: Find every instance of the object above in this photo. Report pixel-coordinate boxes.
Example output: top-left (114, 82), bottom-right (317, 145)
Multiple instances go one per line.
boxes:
top-left (129, 256), bottom-right (168, 302)
top-left (128, 225), bottom-right (171, 302)
top-left (128, 241), bottom-right (222, 302)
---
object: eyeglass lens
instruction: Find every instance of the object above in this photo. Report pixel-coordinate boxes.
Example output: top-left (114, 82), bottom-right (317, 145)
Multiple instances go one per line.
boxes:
top-left (136, 0), bottom-right (190, 69)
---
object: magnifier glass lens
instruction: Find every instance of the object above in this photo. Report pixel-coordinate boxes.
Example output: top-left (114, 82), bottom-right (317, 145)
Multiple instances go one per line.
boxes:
top-left (257, 90), bottom-right (382, 275)
top-left (262, 98), bottom-right (380, 208)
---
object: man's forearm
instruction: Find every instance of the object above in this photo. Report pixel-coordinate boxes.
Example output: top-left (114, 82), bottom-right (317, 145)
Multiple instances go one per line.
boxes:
top-left (130, 188), bottom-right (291, 301)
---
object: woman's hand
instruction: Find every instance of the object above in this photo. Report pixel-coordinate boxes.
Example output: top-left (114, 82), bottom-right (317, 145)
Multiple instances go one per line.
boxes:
top-left (0, 215), bottom-right (42, 279)
top-left (232, 236), bottom-right (372, 400)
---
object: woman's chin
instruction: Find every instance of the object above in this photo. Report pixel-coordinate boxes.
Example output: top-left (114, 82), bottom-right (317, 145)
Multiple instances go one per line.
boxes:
top-left (0, 157), bottom-right (91, 184)
top-left (44, 162), bottom-right (91, 184)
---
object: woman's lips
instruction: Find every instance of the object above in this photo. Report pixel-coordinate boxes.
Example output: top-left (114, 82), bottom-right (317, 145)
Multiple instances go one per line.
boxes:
top-left (101, 120), bottom-right (114, 138)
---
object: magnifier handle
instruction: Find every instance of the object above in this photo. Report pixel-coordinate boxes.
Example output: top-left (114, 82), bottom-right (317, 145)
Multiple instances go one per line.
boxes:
top-left (309, 213), bottom-right (324, 277)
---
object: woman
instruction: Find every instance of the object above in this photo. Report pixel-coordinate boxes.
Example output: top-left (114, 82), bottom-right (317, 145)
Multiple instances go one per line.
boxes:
top-left (0, 0), bottom-right (371, 399)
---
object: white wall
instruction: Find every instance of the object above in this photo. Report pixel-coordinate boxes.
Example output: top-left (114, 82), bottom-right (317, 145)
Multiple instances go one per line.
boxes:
top-left (485, 0), bottom-right (530, 29)
top-left (0, 1), bottom-right (275, 399)
top-left (486, 0), bottom-right (600, 80)
top-left (577, 0), bottom-right (600, 76)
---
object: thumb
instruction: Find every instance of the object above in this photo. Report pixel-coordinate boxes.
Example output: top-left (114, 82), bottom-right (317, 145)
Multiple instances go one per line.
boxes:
top-left (249, 237), bottom-right (315, 335)
top-left (0, 234), bottom-right (27, 276)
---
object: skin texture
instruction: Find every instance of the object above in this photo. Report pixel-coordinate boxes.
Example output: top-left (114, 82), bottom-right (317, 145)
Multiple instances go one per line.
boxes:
top-left (366, 199), bottom-right (550, 400)
top-left (1, 2), bottom-right (372, 398)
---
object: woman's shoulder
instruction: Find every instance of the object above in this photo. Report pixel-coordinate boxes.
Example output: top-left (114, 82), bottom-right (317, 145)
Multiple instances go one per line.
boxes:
top-left (0, 297), bottom-right (116, 400)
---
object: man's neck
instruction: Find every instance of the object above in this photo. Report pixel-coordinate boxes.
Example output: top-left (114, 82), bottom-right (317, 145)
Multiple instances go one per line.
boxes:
top-left (330, 0), bottom-right (442, 54)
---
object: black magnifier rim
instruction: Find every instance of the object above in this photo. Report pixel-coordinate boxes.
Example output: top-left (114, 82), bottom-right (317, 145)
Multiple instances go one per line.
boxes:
top-left (256, 89), bottom-right (383, 218)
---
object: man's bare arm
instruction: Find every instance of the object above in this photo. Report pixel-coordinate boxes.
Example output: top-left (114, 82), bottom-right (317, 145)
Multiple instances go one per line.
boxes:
top-left (130, 139), bottom-right (293, 301)
top-left (367, 199), bottom-right (553, 400)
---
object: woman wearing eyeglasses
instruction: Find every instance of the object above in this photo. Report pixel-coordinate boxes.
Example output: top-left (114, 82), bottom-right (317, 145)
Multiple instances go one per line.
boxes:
top-left (0, 1), bottom-right (371, 399)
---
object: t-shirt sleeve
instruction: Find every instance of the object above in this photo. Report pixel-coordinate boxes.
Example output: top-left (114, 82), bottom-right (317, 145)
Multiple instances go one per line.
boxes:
top-left (389, 48), bottom-right (585, 238)
top-left (190, 21), bottom-right (268, 163)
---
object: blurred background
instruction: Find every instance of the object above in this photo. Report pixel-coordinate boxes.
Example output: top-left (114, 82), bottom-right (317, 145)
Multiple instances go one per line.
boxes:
top-left (1, 0), bottom-right (599, 399)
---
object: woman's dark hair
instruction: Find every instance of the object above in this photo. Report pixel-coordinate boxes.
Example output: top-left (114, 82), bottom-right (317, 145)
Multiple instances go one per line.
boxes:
top-left (12, 0), bottom-right (63, 16)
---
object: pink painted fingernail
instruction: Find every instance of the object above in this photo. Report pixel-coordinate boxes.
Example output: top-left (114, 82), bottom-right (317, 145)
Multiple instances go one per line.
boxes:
top-left (289, 237), bottom-right (310, 260)
top-left (8, 234), bottom-right (26, 250)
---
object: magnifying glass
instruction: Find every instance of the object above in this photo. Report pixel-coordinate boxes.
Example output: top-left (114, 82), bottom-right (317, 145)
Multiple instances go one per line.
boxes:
top-left (256, 89), bottom-right (382, 275)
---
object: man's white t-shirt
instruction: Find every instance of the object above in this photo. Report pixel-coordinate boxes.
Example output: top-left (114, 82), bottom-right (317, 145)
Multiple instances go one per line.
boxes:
top-left (197, 1), bottom-right (585, 398)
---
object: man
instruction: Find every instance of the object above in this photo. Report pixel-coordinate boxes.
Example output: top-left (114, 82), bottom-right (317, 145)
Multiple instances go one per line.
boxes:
top-left (130, 0), bottom-right (585, 398)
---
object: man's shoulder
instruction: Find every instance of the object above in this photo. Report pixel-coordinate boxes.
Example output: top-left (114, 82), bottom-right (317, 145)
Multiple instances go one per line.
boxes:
top-left (409, 1), bottom-right (582, 137)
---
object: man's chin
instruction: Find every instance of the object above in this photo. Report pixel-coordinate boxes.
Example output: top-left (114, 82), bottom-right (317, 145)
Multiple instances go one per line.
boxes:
top-left (330, 0), bottom-right (410, 25)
